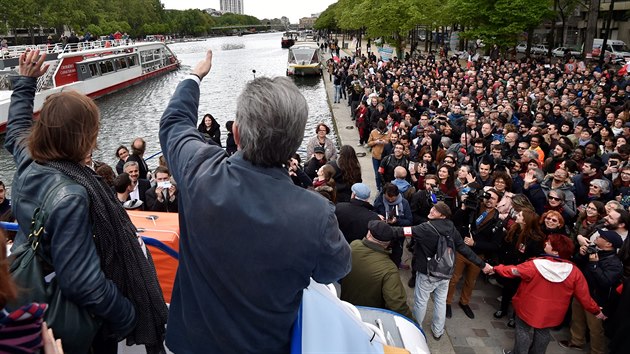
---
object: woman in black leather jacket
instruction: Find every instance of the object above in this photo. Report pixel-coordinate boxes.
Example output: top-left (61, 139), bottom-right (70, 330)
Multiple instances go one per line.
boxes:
top-left (5, 49), bottom-right (166, 354)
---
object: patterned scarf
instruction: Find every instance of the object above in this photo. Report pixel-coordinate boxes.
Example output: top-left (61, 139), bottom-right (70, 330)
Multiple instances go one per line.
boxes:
top-left (46, 161), bottom-right (167, 353)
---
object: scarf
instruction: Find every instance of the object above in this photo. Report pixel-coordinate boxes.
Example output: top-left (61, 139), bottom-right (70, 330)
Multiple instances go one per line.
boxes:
top-left (46, 161), bottom-right (167, 353)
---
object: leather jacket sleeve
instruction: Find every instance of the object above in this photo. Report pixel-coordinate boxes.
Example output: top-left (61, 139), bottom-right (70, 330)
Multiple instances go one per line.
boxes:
top-left (46, 188), bottom-right (136, 334)
top-left (5, 76), bottom-right (136, 335)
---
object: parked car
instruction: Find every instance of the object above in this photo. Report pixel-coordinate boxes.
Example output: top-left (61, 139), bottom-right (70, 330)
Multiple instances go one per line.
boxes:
top-left (552, 47), bottom-right (581, 58)
top-left (531, 44), bottom-right (548, 55)
top-left (516, 43), bottom-right (527, 53)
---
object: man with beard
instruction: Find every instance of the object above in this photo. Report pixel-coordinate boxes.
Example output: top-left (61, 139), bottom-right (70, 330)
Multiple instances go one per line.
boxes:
top-left (379, 143), bottom-right (410, 185)
top-left (543, 142), bottom-right (570, 174)
top-left (447, 188), bottom-right (504, 319)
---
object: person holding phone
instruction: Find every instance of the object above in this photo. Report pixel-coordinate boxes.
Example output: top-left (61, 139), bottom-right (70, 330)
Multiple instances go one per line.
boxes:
top-left (145, 166), bottom-right (178, 212)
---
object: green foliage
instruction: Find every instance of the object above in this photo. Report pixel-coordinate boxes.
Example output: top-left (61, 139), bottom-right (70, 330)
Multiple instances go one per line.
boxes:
top-left (0, 0), bottom-right (261, 43)
top-left (314, 3), bottom-right (338, 30)
top-left (447, 0), bottom-right (553, 48)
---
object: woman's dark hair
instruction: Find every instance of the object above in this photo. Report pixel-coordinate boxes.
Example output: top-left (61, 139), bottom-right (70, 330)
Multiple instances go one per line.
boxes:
top-left (315, 123), bottom-right (330, 134)
top-left (0, 229), bottom-right (17, 308)
top-left (29, 91), bottom-right (99, 162)
top-left (492, 170), bottom-right (513, 192)
top-left (337, 145), bottom-right (362, 186)
top-left (226, 120), bottom-right (234, 133)
top-left (506, 209), bottom-right (545, 245)
top-left (437, 164), bottom-right (455, 191)
top-left (115, 145), bottom-right (128, 159)
top-left (95, 163), bottom-right (116, 187)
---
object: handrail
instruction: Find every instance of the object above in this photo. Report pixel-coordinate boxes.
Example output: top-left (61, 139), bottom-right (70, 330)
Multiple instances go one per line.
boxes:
top-left (1, 39), bottom-right (134, 60)
top-left (0, 221), bottom-right (179, 260)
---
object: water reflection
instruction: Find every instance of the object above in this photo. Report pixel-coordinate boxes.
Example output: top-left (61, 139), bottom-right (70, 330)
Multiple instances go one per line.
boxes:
top-left (0, 33), bottom-right (335, 192)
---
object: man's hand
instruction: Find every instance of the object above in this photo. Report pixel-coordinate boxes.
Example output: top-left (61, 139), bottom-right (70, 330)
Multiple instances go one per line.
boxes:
top-left (19, 49), bottom-right (49, 77)
top-left (155, 186), bottom-right (164, 202)
top-left (464, 236), bottom-right (474, 247)
top-left (482, 263), bottom-right (494, 275)
top-left (595, 311), bottom-right (607, 320)
top-left (191, 49), bottom-right (213, 80)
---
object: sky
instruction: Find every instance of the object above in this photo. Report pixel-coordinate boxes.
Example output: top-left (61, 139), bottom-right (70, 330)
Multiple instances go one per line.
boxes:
top-left (160, 0), bottom-right (338, 24)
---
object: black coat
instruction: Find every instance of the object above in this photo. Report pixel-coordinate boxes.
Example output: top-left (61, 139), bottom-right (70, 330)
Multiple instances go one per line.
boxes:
top-left (128, 179), bottom-right (151, 209)
top-left (335, 199), bottom-right (380, 243)
top-left (393, 218), bottom-right (486, 275)
top-left (145, 186), bottom-right (178, 213)
top-left (574, 250), bottom-right (623, 308)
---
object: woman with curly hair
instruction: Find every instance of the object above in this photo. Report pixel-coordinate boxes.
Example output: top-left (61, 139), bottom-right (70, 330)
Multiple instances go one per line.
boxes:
top-left (494, 209), bottom-right (546, 327)
top-left (329, 145), bottom-right (362, 203)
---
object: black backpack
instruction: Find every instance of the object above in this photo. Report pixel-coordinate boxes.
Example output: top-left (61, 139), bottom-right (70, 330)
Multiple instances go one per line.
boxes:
top-left (426, 221), bottom-right (455, 279)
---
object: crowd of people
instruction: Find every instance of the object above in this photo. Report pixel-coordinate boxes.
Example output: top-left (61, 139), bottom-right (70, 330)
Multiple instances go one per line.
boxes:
top-left (2, 39), bottom-right (630, 353)
top-left (306, 44), bottom-right (630, 353)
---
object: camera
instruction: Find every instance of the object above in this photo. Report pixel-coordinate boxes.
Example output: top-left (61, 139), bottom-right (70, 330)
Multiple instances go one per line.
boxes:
top-left (586, 244), bottom-right (598, 255)
top-left (462, 187), bottom-right (490, 209)
top-left (158, 181), bottom-right (172, 189)
top-left (496, 158), bottom-right (516, 170)
top-left (427, 186), bottom-right (446, 204)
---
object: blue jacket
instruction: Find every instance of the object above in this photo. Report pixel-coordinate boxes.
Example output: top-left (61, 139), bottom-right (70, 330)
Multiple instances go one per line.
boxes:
top-left (159, 78), bottom-right (351, 353)
top-left (5, 77), bottom-right (135, 334)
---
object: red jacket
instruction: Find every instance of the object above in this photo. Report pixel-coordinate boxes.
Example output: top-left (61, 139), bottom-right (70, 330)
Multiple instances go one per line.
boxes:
top-left (495, 256), bottom-right (600, 329)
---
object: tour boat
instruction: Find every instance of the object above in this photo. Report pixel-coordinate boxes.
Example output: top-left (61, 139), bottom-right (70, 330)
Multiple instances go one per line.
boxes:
top-left (0, 39), bottom-right (180, 133)
top-left (286, 42), bottom-right (322, 76)
top-left (281, 31), bottom-right (298, 49)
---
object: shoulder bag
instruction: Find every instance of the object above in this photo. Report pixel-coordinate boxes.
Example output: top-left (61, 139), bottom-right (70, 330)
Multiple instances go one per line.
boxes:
top-left (9, 179), bottom-right (103, 354)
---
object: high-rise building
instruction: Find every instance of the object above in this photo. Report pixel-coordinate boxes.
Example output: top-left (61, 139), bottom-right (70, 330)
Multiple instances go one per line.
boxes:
top-left (220, 0), bottom-right (244, 15)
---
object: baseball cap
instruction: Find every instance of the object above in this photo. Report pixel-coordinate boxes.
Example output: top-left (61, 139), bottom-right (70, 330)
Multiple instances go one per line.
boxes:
top-left (314, 146), bottom-right (325, 154)
top-left (599, 230), bottom-right (623, 249)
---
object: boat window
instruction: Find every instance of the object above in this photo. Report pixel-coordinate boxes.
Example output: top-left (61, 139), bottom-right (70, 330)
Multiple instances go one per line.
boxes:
top-left (79, 65), bottom-right (87, 74)
top-left (118, 57), bottom-right (127, 69)
top-left (89, 63), bottom-right (98, 76)
top-left (127, 56), bottom-right (137, 67)
top-left (106, 60), bottom-right (115, 72)
top-left (291, 48), bottom-right (317, 63)
top-left (99, 62), bottom-right (108, 74)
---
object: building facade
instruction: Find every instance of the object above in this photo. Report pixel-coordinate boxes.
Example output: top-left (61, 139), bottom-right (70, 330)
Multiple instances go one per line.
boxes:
top-left (220, 0), bottom-right (244, 15)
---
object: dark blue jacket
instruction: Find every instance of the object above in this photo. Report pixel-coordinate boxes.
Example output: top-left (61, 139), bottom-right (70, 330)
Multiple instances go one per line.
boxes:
top-left (159, 78), bottom-right (351, 353)
top-left (5, 77), bottom-right (135, 334)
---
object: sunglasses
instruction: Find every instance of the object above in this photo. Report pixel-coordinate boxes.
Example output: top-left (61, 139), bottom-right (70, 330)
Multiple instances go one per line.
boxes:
top-left (548, 196), bottom-right (562, 201)
top-left (545, 217), bottom-right (559, 223)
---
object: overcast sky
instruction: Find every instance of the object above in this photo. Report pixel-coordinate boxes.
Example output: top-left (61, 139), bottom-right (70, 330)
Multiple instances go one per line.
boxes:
top-left (160, 0), bottom-right (337, 23)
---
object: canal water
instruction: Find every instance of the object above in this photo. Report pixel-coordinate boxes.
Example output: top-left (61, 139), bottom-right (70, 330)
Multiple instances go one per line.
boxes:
top-left (0, 32), bottom-right (336, 191)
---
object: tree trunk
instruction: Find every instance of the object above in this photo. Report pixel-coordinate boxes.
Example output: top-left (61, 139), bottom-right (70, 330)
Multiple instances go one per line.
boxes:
top-left (583, 0), bottom-right (600, 58)
top-left (526, 27), bottom-right (534, 58)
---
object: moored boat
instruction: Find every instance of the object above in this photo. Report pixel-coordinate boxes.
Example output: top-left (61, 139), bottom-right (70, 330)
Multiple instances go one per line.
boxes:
top-left (0, 39), bottom-right (180, 133)
top-left (286, 42), bottom-right (322, 77)
top-left (281, 31), bottom-right (298, 48)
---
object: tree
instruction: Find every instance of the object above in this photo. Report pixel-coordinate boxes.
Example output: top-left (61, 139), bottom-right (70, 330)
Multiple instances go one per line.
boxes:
top-left (447, 0), bottom-right (553, 55)
top-left (314, 3), bottom-right (338, 31)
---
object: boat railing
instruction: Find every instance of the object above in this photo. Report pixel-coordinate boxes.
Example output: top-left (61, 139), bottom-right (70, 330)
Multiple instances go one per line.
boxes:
top-left (36, 60), bottom-right (59, 92)
top-left (1, 39), bottom-right (134, 60)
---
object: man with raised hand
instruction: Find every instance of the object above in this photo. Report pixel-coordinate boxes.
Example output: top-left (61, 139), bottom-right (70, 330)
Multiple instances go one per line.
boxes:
top-left (159, 50), bottom-right (351, 353)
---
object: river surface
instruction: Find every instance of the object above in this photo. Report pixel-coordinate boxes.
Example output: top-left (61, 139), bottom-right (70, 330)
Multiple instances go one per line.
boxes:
top-left (0, 32), bottom-right (335, 192)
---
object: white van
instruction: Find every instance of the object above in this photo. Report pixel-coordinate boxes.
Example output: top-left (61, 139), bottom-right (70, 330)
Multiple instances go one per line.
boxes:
top-left (592, 38), bottom-right (630, 62)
